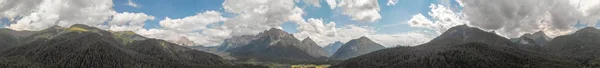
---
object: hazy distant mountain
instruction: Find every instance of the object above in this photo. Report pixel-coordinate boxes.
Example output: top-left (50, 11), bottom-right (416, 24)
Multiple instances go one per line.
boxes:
top-left (226, 28), bottom-right (327, 63)
top-left (0, 26), bottom-right (60, 50)
top-left (323, 41), bottom-right (343, 57)
top-left (330, 37), bottom-right (385, 60)
top-left (510, 31), bottom-right (551, 46)
top-left (544, 27), bottom-right (600, 66)
top-left (0, 24), bottom-right (232, 67)
top-left (173, 37), bottom-right (195, 46)
top-left (331, 25), bottom-right (580, 68)
top-left (217, 35), bottom-right (259, 51)
top-left (0, 28), bottom-right (34, 49)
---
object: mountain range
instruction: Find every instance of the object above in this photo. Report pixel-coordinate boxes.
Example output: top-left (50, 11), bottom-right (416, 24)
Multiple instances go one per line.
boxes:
top-left (0, 24), bottom-right (266, 68)
top-left (224, 28), bottom-right (328, 63)
top-left (331, 25), bottom-right (581, 68)
top-left (6, 24), bottom-right (600, 67)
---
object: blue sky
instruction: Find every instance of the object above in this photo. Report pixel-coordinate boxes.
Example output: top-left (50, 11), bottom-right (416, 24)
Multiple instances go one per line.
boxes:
top-left (112, 0), bottom-right (451, 34)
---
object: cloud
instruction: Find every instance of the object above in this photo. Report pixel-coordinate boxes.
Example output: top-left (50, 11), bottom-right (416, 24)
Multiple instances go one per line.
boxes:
top-left (293, 18), bottom-right (434, 47)
top-left (294, 18), bottom-right (337, 46)
top-left (387, 0), bottom-right (398, 6)
top-left (222, 0), bottom-right (300, 36)
top-left (108, 12), bottom-right (155, 31)
top-left (3, 0), bottom-right (116, 31)
top-left (302, 0), bottom-right (322, 7)
top-left (409, 0), bottom-right (600, 38)
top-left (408, 4), bottom-right (466, 34)
top-left (0, 0), bottom-right (44, 20)
top-left (459, 0), bottom-right (591, 38)
top-left (126, 0), bottom-right (141, 8)
top-left (334, 25), bottom-right (433, 47)
top-left (325, 0), bottom-right (337, 9)
top-left (336, 0), bottom-right (382, 22)
top-left (370, 32), bottom-right (435, 47)
top-left (159, 11), bottom-right (227, 32)
top-left (576, 0), bottom-right (600, 26)
top-left (144, 11), bottom-right (229, 46)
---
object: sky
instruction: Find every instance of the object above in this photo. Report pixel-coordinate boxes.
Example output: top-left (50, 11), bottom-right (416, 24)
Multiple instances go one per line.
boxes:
top-left (2, 0), bottom-right (600, 47)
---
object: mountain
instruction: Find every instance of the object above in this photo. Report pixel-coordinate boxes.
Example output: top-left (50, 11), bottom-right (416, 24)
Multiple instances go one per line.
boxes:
top-left (0, 28), bottom-right (34, 49)
top-left (111, 31), bottom-right (147, 45)
top-left (543, 27), bottom-right (600, 66)
top-left (510, 31), bottom-right (551, 46)
top-left (226, 28), bottom-right (327, 63)
top-left (330, 37), bottom-right (385, 60)
top-left (174, 37), bottom-right (195, 46)
top-left (323, 41), bottom-right (343, 57)
top-left (331, 25), bottom-right (581, 68)
top-left (300, 37), bottom-right (329, 58)
top-left (0, 24), bottom-right (234, 67)
top-left (217, 35), bottom-right (259, 51)
top-left (428, 25), bottom-right (511, 46)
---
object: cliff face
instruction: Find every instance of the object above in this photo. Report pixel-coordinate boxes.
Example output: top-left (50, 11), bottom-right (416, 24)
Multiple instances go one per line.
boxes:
top-left (225, 28), bottom-right (328, 63)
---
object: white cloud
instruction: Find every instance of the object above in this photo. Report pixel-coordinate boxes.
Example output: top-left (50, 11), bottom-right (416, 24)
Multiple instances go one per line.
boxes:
top-left (293, 18), bottom-right (435, 47)
top-left (294, 18), bottom-right (337, 46)
top-left (408, 0), bottom-right (600, 38)
top-left (110, 12), bottom-right (155, 26)
top-left (302, 0), bottom-right (322, 7)
top-left (408, 13), bottom-right (434, 29)
top-left (126, 0), bottom-right (141, 8)
top-left (336, 0), bottom-right (382, 22)
top-left (575, 0), bottom-right (600, 26)
top-left (159, 11), bottom-right (227, 32)
top-left (0, 0), bottom-right (44, 20)
top-left (387, 0), bottom-right (398, 6)
top-left (459, 0), bottom-right (590, 38)
top-left (334, 25), bottom-right (434, 47)
top-left (334, 25), bottom-right (376, 42)
top-left (408, 4), bottom-right (466, 35)
top-left (370, 32), bottom-right (434, 47)
top-left (134, 11), bottom-right (230, 46)
top-left (325, 0), bottom-right (337, 9)
top-left (108, 12), bottom-right (155, 31)
top-left (4, 0), bottom-right (116, 31)
top-left (222, 0), bottom-right (300, 36)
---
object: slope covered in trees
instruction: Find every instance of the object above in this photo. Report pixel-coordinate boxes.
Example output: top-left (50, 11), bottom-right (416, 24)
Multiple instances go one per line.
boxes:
top-left (331, 25), bottom-right (580, 68)
top-left (0, 24), bottom-right (253, 68)
top-left (544, 27), bottom-right (600, 67)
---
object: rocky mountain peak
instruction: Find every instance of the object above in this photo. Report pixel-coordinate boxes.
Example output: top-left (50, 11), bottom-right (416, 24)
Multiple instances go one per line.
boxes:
top-left (302, 37), bottom-right (314, 43)
top-left (175, 37), bottom-right (195, 46)
top-left (258, 28), bottom-right (294, 39)
top-left (533, 31), bottom-right (546, 36)
top-left (264, 28), bottom-right (287, 34)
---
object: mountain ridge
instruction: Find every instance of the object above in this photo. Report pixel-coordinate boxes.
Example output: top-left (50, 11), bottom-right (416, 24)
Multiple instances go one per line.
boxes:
top-left (330, 36), bottom-right (385, 60)
top-left (331, 25), bottom-right (581, 68)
